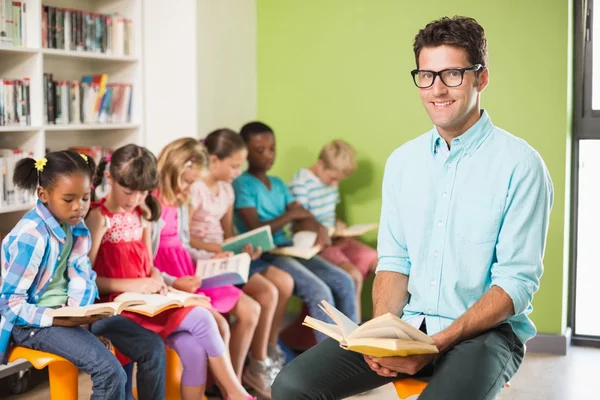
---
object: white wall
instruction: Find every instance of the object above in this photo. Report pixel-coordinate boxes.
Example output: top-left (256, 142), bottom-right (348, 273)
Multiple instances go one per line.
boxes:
top-left (197, 0), bottom-right (257, 137)
top-left (143, 0), bottom-right (198, 155)
top-left (143, 0), bottom-right (257, 153)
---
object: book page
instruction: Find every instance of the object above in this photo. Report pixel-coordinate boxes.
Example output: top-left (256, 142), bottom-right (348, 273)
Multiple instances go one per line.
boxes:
top-left (222, 226), bottom-right (275, 252)
top-left (321, 300), bottom-right (359, 339)
top-left (334, 223), bottom-right (379, 238)
top-left (350, 326), bottom-right (412, 341)
top-left (355, 313), bottom-right (433, 344)
top-left (303, 316), bottom-right (345, 343)
top-left (166, 289), bottom-right (211, 308)
top-left (50, 302), bottom-right (119, 318)
top-left (196, 253), bottom-right (251, 281)
top-left (114, 292), bottom-right (173, 307)
top-left (269, 245), bottom-right (321, 260)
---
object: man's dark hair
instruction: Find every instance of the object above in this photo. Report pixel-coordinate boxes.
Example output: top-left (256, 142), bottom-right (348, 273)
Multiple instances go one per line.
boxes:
top-left (413, 16), bottom-right (488, 68)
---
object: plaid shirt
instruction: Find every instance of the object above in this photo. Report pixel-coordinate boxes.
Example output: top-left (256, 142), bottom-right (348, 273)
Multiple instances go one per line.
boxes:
top-left (0, 201), bottom-right (98, 363)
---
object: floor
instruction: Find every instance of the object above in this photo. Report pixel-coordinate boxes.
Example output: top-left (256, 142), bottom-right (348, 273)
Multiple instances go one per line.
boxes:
top-left (1, 346), bottom-right (599, 399)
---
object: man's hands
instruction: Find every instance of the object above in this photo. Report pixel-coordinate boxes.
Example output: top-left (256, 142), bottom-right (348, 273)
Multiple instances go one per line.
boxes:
top-left (363, 353), bottom-right (437, 377)
top-left (362, 334), bottom-right (442, 377)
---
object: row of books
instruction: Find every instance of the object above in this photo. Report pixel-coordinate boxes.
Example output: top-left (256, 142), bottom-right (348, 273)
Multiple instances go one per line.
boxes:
top-left (0, 148), bottom-right (34, 207)
top-left (44, 73), bottom-right (133, 125)
top-left (0, 78), bottom-right (31, 126)
top-left (0, 1), bottom-right (27, 47)
top-left (42, 5), bottom-right (133, 56)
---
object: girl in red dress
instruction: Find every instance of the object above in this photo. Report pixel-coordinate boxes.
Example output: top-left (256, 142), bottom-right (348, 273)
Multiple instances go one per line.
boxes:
top-left (86, 144), bottom-right (254, 400)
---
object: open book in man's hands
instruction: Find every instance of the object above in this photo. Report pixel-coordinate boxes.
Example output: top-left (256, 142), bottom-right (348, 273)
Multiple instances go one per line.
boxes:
top-left (50, 300), bottom-right (147, 318)
top-left (196, 253), bottom-right (251, 288)
top-left (303, 300), bottom-right (438, 357)
top-left (112, 289), bottom-right (211, 317)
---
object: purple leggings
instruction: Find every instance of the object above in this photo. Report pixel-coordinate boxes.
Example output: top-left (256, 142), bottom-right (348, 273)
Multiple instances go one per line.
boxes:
top-left (164, 306), bottom-right (226, 386)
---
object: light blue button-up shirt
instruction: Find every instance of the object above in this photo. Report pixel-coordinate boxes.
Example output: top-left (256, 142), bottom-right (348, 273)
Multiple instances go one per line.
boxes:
top-left (376, 110), bottom-right (553, 345)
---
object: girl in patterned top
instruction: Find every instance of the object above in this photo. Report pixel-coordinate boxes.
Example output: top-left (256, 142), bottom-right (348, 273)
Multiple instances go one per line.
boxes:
top-left (86, 144), bottom-right (254, 400)
top-left (189, 129), bottom-right (294, 394)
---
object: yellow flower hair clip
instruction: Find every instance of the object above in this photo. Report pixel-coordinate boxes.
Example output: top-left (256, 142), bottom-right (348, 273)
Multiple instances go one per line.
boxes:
top-left (80, 153), bottom-right (88, 163)
top-left (34, 158), bottom-right (48, 172)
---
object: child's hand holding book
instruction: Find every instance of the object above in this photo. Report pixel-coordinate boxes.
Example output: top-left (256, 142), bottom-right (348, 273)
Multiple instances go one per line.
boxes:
top-left (53, 314), bottom-right (110, 327)
top-left (242, 243), bottom-right (262, 260)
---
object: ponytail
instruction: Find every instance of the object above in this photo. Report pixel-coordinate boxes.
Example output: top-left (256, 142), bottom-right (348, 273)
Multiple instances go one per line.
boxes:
top-left (13, 157), bottom-right (39, 192)
top-left (144, 193), bottom-right (162, 222)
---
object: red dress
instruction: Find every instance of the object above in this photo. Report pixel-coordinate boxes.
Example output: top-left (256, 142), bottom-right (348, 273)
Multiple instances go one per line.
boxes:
top-left (91, 199), bottom-right (193, 339)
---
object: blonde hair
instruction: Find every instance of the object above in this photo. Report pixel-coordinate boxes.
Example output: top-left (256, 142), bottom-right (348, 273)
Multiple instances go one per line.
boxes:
top-left (157, 137), bottom-right (209, 206)
top-left (319, 140), bottom-right (357, 177)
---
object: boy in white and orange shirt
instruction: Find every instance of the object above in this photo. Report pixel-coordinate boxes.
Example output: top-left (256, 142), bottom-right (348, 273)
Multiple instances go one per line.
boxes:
top-left (288, 140), bottom-right (377, 321)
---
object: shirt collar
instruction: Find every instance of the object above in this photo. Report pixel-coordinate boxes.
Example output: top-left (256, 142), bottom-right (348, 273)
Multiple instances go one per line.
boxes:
top-left (430, 109), bottom-right (494, 157)
top-left (35, 200), bottom-right (89, 242)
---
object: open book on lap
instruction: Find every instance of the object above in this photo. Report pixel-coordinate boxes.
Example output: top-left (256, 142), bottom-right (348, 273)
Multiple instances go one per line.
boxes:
top-left (331, 223), bottom-right (379, 238)
top-left (303, 300), bottom-right (438, 357)
top-left (50, 299), bottom-right (146, 318)
top-left (113, 289), bottom-right (211, 318)
top-left (196, 253), bottom-right (251, 288)
top-left (268, 230), bottom-right (321, 260)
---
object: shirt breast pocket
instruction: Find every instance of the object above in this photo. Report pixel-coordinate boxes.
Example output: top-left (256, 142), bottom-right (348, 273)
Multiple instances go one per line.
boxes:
top-left (455, 194), bottom-right (503, 244)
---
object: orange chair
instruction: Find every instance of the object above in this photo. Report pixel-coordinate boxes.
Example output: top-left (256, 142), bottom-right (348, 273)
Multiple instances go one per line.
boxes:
top-left (392, 378), bottom-right (510, 399)
top-left (8, 347), bottom-right (79, 400)
top-left (132, 347), bottom-right (207, 400)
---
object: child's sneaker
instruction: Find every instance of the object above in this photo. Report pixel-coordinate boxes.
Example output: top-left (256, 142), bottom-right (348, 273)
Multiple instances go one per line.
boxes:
top-left (242, 357), bottom-right (276, 399)
top-left (267, 343), bottom-right (286, 369)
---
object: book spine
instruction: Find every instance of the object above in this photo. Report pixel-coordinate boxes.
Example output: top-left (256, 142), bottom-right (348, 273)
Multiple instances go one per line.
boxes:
top-left (23, 77), bottom-right (29, 125)
top-left (46, 73), bottom-right (54, 124)
top-left (11, 1), bottom-right (18, 47)
top-left (41, 5), bottom-right (47, 48)
top-left (64, 9), bottom-right (70, 51)
top-left (4, 0), bottom-right (13, 47)
top-left (19, 0), bottom-right (24, 47)
top-left (0, 79), bottom-right (4, 126)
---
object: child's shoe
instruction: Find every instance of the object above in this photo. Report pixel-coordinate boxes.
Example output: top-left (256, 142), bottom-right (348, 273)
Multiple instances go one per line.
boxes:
top-left (267, 343), bottom-right (286, 369)
top-left (242, 356), bottom-right (276, 399)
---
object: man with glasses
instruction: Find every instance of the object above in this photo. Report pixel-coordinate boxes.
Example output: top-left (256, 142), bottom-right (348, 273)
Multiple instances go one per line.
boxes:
top-left (272, 16), bottom-right (553, 400)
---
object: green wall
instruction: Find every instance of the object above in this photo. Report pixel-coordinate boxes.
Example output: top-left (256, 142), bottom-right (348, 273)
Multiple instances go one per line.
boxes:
top-left (257, 0), bottom-right (572, 334)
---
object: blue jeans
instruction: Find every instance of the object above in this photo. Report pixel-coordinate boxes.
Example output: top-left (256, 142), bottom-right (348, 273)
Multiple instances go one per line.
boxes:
top-left (262, 254), bottom-right (357, 342)
top-left (91, 316), bottom-right (166, 400)
top-left (11, 315), bottom-right (165, 400)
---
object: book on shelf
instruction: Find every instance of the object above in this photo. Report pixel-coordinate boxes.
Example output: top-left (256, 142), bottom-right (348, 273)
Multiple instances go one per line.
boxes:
top-left (113, 289), bottom-right (211, 317)
top-left (268, 230), bottom-right (321, 260)
top-left (0, 147), bottom-right (34, 207)
top-left (41, 5), bottom-right (133, 56)
top-left (44, 73), bottom-right (133, 125)
top-left (221, 225), bottom-right (276, 254)
top-left (303, 300), bottom-right (439, 358)
top-left (0, 78), bottom-right (31, 127)
top-left (331, 223), bottom-right (379, 238)
top-left (196, 253), bottom-right (251, 289)
top-left (0, 1), bottom-right (28, 48)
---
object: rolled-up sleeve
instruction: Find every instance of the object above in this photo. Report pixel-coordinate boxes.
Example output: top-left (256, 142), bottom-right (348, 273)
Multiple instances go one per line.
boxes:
top-left (376, 152), bottom-right (411, 276)
top-left (491, 151), bottom-right (553, 315)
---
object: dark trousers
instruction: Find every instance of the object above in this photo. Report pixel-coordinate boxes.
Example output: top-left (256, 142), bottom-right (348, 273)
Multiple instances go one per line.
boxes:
top-left (12, 315), bottom-right (166, 400)
top-left (272, 323), bottom-right (524, 400)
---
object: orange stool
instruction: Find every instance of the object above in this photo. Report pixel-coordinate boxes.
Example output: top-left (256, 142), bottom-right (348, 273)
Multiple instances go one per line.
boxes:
top-left (8, 347), bottom-right (79, 400)
top-left (394, 379), bottom-right (428, 399)
top-left (133, 347), bottom-right (207, 400)
top-left (392, 379), bottom-right (510, 399)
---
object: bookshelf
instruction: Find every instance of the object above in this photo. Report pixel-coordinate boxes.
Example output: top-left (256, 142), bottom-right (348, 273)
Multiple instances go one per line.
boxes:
top-left (0, 0), bottom-right (143, 221)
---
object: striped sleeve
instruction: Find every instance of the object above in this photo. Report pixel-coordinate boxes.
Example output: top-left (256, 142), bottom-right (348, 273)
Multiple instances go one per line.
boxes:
top-left (288, 170), bottom-right (310, 208)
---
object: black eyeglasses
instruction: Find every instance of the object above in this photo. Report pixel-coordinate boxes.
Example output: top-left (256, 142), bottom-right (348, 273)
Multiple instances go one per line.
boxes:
top-left (410, 64), bottom-right (483, 88)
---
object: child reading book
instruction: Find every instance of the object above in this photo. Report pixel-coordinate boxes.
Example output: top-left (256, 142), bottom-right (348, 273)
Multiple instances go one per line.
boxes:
top-left (86, 144), bottom-right (254, 400)
top-left (233, 122), bottom-right (358, 344)
top-left (189, 129), bottom-right (294, 386)
top-left (0, 150), bottom-right (166, 400)
top-left (289, 140), bottom-right (379, 321)
top-left (153, 137), bottom-right (260, 399)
